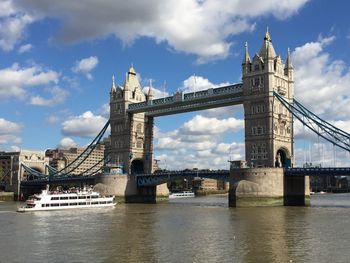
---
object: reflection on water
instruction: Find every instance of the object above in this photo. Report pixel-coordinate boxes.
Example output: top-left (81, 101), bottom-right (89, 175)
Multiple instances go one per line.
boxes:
top-left (0, 194), bottom-right (350, 263)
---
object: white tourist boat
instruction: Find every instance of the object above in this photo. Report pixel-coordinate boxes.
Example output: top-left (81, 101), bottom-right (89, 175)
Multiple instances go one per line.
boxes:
top-left (17, 186), bottom-right (115, 212)
top-left (169, 191), bottom-right (195, 199)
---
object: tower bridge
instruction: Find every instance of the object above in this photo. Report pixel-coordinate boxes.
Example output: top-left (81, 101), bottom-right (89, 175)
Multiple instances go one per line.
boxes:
top-left (20, 30), bottom-right (350, 206)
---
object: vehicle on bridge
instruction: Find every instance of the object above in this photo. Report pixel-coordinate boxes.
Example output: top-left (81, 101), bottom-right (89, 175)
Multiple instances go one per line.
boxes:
top-left (17, 186), bottom-right (115, 212)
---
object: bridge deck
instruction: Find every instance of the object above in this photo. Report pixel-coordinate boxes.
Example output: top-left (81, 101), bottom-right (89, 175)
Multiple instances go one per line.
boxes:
top-left (285, 167), bottom-right (350, 176)
top-left (127, 84), bottom-right (244, 116)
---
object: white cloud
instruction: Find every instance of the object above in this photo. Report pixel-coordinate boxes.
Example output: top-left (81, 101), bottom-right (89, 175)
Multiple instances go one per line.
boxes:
top-left (62, 111), bottom-right (108, 138)
top-left (0, 118), bottom-right (22, 146)
top-left (18, 43), bottom-right (32, 53)
top-left (294, 142), bottom-right (350, 167)
top-left (180, 115), bottom-right (243, 135)
top-left (0, 13), bottom-right (34, 51)
top-left (14, 0), bottom-right (309, 62)
top-left (45, 115), bottom-right (59, 125)
top-left (72, 56), bottom-right (99, 80)
top-left (0, 63), bottom-right (59, 99)
top-left (98, 103), bottom-right (110, 118)
top-left (0, 0), bottom-right (16, 17)
top-left (142, 86), bottom-right (169, 99)
top-left (10, 145), bottom-right (20, 151)
top-left (293, 36), bottom-right (350, 119)
top-left (0, 118), bottom-right (22, 135)
top-left (30, 86), bottom-right (69, 106)
top-left (182, 75), bottom-right (230, 92)
top-left (59, 137), bottom-right (78, 149)
top-left (154, 114), bottom-right (244, 169)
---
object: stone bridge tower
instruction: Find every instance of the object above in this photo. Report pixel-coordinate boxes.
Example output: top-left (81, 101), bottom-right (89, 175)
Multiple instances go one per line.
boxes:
top-left (242, 30), bottom-right (294, 168)
top-left (109, 67), bottom-right (154, 174)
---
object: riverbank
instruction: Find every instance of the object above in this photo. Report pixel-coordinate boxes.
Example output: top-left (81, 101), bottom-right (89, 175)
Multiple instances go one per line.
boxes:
top-left (0, 192), bottom-right (14, 201)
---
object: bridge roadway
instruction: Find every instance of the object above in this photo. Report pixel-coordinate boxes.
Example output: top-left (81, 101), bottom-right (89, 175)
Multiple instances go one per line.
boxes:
top-left (284, 167), bottom-right (350, 176)
top-left (136, 170), bottom-right (230, 186)
top-left (21, 175), bottom-right (96, 187)
top-left (127, 83), bottom-right (244, 116)
top-left (137, 167), bottom-right (350, 186)
top-left (20, 167), bottom-right (350, 188)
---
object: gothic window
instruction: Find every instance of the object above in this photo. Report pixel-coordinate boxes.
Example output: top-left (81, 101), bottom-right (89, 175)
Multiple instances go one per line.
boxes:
top-left (257, 126), bottom-right (262, 135)
top-left (257, 106), bottom-right (260, 113)
top-left (136, 123), bottom-right (142, 133)
top-left (287, 126), bottom-right (291, 134)
top-left (252, 127), bottom-right (256, 135)
top-left (254, 78), bottom-right (260, 86)
top-left (137, 140), bottom-right (143, 148)
top-left (262, 105), bottom-right (265, 113)
top-left (251, 106), bottom-right (255, 114)
top-left (254, 64), bottom-right (260, 71)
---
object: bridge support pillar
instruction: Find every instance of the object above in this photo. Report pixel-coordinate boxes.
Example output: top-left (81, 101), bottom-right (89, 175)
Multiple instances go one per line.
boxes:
top-left (229, 168), bottom-right (310, 207)
top-left (94, 174), bottom-right (169, 203)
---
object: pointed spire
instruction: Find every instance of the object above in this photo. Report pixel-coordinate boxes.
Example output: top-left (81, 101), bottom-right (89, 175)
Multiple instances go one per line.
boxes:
top-left (128, 64), bottom-right (136, 75)
top-left (264, 26), bottom-right (271, 41)
top-left (242, 42), bottom-right (251, 64)
top-left (110, 74), bottom-right (117, 93)
top-left (147, 79), bottom-right (154, 100)
top-left (259, 27), bottom-right (276, 59)
top-left (285, 47), bottom-right (293, 69)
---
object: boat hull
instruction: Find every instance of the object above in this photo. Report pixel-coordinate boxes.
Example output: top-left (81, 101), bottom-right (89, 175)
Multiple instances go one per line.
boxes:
top-left (17, 202), bottom-right (116, 212)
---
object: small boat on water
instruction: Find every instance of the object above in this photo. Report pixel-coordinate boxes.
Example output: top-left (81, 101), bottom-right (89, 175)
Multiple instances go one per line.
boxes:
top-left (169, 191), bottom-right (195, 199)
top-left (17, 186), bottom-right (115, 212)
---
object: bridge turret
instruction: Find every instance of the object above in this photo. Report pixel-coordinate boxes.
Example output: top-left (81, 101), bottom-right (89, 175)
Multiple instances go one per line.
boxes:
top-left (284, 48), bottom-right (294, 79)
top-left (242, 29), bottom-right (294, 168)
top-left (108, 65), bottom-right (154, 175)
top-left (242, 42), bottom-right (251, 75)
top-left (147, 80), bottom-right (154, 101)
top-left (110, 74), bottom-right (116, 93)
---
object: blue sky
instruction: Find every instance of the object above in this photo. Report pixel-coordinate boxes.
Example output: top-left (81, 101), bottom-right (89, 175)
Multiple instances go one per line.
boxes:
top-left (1, 0), bottom-right (350, 169)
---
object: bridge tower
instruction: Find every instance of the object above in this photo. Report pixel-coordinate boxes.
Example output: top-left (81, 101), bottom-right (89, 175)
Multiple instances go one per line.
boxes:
top-left (109, 67), bottom-right (154, 174)
top-left (242, 30), bottom-right (294, 168)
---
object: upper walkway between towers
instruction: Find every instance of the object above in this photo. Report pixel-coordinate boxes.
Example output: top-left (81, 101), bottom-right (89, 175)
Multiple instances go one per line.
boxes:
top-left (127, 83), bottom-right (243, 116)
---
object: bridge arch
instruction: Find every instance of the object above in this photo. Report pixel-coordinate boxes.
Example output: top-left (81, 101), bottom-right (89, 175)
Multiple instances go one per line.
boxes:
top-left (130, 159), bottom-right (145, 174)
top-left (275, 148), bottom-right (291, 168)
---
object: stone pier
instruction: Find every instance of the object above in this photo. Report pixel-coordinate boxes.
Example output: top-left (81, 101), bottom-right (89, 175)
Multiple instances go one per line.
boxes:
top-left (229, 168), bottom-right (310, 207)
top-left (94, 174), bottom-right (169, 203)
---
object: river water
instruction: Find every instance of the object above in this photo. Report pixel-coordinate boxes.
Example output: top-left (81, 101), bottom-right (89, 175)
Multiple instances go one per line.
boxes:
top-left (0, 194), bottom-right (350, 263)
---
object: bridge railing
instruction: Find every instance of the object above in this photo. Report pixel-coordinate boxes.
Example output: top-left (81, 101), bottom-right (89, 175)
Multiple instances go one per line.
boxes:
top-left (128, 83), bottom-right (243, 111)
top-left (136, 170), bottom-right (230, 186)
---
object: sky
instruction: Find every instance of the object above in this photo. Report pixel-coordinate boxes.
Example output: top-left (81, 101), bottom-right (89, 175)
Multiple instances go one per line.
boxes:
top-left (1, 0), bottom-right (350, 169)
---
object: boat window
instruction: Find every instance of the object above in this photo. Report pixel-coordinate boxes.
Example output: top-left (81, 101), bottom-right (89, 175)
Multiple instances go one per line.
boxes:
top-left (60, 197), bottom-right (68, 200)
top-left (60, 203), bottom-right (69, 206)
top-left (69, 196), bottom-right (77, 199)
top-left (41, 204), bottom-right (45, 207)
top-left (78, 196), bottom-right (85, 199)
top-left (51, 197), bottom-right (59, 200)
top-left (50, 203), bottom-right (59, 207)
top-left (91, 202), bottom-right (98, 205)
top-left (70, 203), bottom-right (78, 206)
top-left (99, 201), bottom-right (106, 204)
top-left (91, 196), bottom-right (98, 199)
top-left (78, 202), bottom-right (86, 205)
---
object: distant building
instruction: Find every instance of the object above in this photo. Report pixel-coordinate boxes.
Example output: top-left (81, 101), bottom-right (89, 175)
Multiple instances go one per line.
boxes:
top-left (0, 150), bottom-right (49, 198)
top-left (199, 178), bottom-right (229, 191)
top-left (45, 144), bottom-right (105, 175)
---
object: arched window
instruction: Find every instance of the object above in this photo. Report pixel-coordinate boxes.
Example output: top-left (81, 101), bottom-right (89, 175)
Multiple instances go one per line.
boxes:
top-left (136, 123), bottom-right (142, 133)
top-left (137, 140), bottom-right (143, 148)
